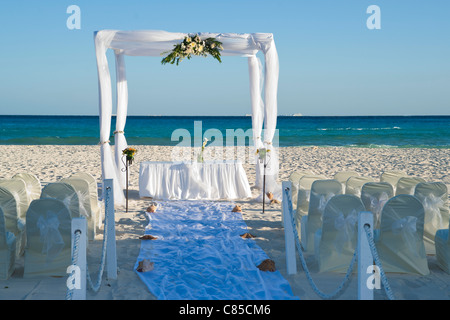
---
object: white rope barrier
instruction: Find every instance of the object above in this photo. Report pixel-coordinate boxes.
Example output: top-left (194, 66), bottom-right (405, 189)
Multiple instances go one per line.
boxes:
top-left (66, 179), bottom-right (117, 300)
top-left (282, 182), bottom-right (394, 300)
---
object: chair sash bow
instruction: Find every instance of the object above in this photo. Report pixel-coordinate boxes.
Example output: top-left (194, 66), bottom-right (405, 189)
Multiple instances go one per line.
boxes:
top-left (37, 212), bottom-right (65, 260)
top-left (391, 216), bottom-right (418, 256)
top-left (334, 210), bottom-right (358, 253)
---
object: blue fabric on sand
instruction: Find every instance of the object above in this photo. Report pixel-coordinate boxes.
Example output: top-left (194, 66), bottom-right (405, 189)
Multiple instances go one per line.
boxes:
top-left (135, 201), bottom-right (298, 300)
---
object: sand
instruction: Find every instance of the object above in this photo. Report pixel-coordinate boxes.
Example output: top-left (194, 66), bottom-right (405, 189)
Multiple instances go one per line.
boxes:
top-left (0, 145), bottom-right (449, 300)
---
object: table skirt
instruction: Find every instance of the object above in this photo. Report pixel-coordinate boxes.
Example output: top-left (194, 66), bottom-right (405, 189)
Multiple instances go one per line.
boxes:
top-left (139, 161), bottom-right (252, 200)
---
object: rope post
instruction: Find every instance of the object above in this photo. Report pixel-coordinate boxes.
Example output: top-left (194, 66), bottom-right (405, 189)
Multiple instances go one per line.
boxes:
top-left (358, 211), bottom-right (374, 300)
top-left (104, 179), bottom-right (118, 280)
top-left (282, 181), bottom-right (297, 275)
top-left (70, 217), bottom-right (87, 300)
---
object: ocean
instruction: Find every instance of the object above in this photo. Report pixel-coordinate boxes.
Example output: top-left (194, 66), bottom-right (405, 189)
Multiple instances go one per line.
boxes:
top-left (0, 115), bottom-right (449, 148)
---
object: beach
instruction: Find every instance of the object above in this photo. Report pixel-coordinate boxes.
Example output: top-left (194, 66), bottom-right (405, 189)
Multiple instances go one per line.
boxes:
top-left (0, 144), bottom-right (449, 300)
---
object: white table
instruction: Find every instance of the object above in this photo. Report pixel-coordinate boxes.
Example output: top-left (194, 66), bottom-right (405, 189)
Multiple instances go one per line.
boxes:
top-left (139, 160), bottom-right (252, 200)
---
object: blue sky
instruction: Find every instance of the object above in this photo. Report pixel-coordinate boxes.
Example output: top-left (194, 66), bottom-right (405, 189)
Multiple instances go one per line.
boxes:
top-left (0, 0), bottom-right (449, 116)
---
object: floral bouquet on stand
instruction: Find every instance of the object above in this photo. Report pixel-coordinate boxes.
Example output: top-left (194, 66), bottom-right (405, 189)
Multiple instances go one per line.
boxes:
top-left (122, 147), bottom-right (137, 213)
top-left (122, 147), bottom-right (137, 165)
top-left (256, 148), bottom-right (271, 213)
top-left (197, 138), bottom-right (209, 163)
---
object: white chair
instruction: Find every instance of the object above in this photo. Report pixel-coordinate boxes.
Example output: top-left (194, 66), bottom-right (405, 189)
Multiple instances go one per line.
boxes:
top-left (304, 179), bottom-right (342, 253)
top-left (70, 172), bottom-right (102, 228)
top-left (12, 173), bottom-right (41, 204)
top-left (0, 207), bottom-right (16, 280)
top-left (333, 171), bottom-right (359, 192)
top-left (345, 176), bottom-right (375, 197)
top-left (23, 198), bottom-right (72, 278)
top-left (380, 171), bottom-right (408, 193)
top-left (376, 195), bottom-right (430, 275)
top-left (0, 186), bottom-right (26, 257)
top-left (414, 182), bottom-right (449, 255)
top-left (289, 170), bottom-right (313, 207)
top-left (361, 182), bottom-right (394, 229)
top-left (317, 194), bottom-right (365, 273)
top-left (296, 175), bottom-right (328, 216)
top-left (41, 182), bottom-right (81, 219)
top-left (435, 223), bottom-right (450, 274)
top-left (61, 178), bottom-right (96, 240)
top-left (395, 177), bottom-right (426, 196)
top-left (0, 179), bottom-right (30, 222)
top-left (295, 175), bottom-right (326, 244)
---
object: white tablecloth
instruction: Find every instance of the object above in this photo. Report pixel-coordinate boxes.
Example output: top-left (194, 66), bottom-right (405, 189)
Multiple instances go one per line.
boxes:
top-left (139, 160), bottom-right (252, 200)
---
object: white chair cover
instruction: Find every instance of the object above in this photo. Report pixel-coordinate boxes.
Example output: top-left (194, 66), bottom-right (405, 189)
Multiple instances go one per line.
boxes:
top-left (0, 186), bottom-right (25, 257)
top-left (0, 179), bottom-right (30, 221)
top-left (294, 175), bottom-right (326, 243)
top-left (333, 171), bottom-right (359, 192)
top-left (289, 170), bottom-right (313, 206)
top-left (414, 182), bottom-right (449, 254)
top-left (380, 171), bottom-right (407, 192)
top-left (345, 176), bottom-right (375, 197)
top-left (361, 182), bottom-right (394, 229)
top-left (295, 175), bottom-right (328, 216)
top-left (376, 195), bottom-right (429, 275)
top-left (0, 207), bottom-right (16, 280)
top-left (395, 177), bottom-right (426, 196)
top-left (317, 195), bottom-right (365, 273)
top-left (12, 173), bottom-right (41, 204)
top-left (24, 198), bottom-right (72, 278)
top-left (61, 178), bottom-right (96, 240)
top-left (70, 172), bottom-right (102, 228)
top-left (41, 182), bottom-right (81, 219)
top-left (304, 179), bottom-right (342, 253)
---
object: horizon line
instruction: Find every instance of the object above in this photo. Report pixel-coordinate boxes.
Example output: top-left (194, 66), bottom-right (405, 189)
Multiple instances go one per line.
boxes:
top-left (1, 114), bottom-right (450, 117)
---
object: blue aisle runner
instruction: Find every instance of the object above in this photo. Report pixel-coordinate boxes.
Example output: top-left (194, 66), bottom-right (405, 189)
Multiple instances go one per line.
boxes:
top-left (135, 201), bottom-right (298, 300)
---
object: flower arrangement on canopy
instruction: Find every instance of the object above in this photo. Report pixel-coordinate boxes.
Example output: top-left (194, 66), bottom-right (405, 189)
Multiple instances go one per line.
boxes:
top-left (161, 34), bottom-right (223, 65)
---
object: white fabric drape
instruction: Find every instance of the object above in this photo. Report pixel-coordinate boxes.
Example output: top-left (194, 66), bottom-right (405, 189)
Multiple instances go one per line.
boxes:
top-left (247, 55), bottom-right (265, 189)
top-left (94, 30), bottom-right (279, 206)
top-left (94, 31), bottom-right (126, 205)
top-left (114, 50), bottom-right (128, 188)
top-left (261, 40), bottom-right (279, 193)
top-left (248, 38), bottom-right (279, 193)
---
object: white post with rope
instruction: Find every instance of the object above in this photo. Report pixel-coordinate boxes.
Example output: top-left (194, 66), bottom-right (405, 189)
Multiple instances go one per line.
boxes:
top-left (70, 217), bottom-right (87, 300)
top-left (358, 211), bottom-right (374, 300)
top-left (282, 181), bottom-right (297, 275)
top-left (104, 179), bottom-right (118, 280)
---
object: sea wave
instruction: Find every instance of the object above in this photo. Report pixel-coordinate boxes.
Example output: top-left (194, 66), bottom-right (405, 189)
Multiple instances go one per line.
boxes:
top-left (317, 127), bottom-right (401, 131)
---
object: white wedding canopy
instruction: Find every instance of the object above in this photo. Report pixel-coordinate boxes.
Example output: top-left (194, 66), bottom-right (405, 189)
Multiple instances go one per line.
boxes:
top-left (94, 30), bottom-right (280, 205)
